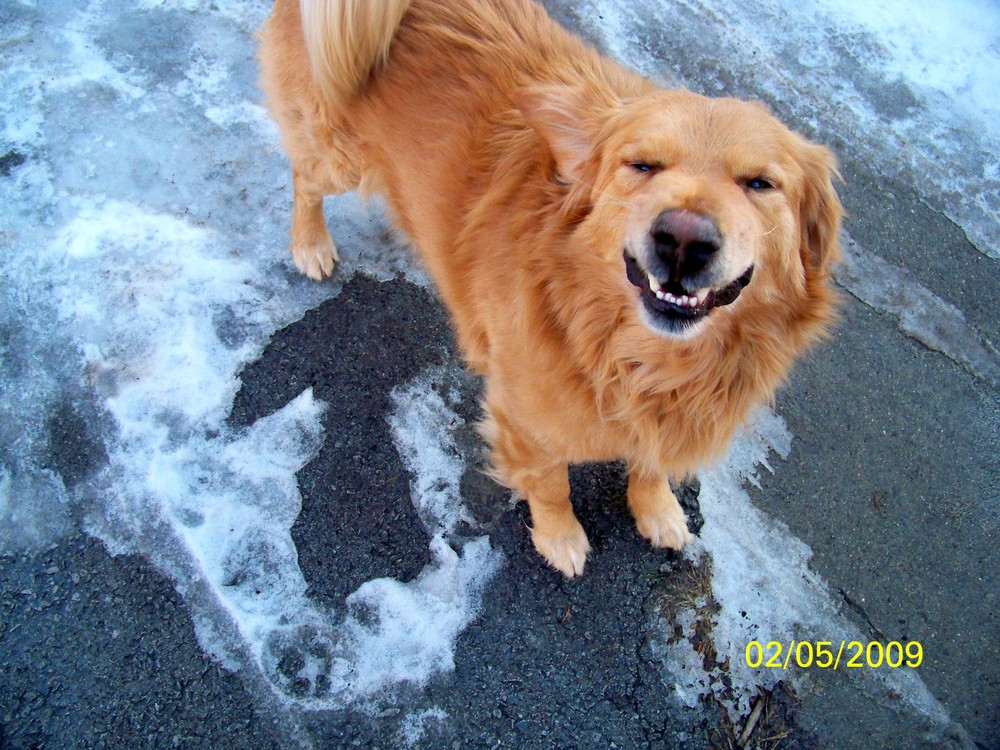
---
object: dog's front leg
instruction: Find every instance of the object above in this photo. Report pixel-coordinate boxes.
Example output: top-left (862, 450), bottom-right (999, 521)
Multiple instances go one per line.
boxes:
top-left (481, 406), bottom-right (590, 577)
top-left (520, 461), bottom-right (590, 578)
top-left (626, 469), bottom-right (693, 551)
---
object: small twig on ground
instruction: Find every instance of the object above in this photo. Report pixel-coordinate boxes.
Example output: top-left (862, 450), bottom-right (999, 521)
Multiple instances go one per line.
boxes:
top-left (738, 692), bottom-right (766, 748)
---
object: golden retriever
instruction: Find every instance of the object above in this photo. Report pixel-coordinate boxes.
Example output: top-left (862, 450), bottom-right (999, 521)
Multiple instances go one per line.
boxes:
top-left (258, 0), bottom-right (842, 577)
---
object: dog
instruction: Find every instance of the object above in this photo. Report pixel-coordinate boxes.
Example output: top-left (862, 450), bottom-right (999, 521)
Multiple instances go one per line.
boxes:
top-left (258, 0), bottom-right (842, 577)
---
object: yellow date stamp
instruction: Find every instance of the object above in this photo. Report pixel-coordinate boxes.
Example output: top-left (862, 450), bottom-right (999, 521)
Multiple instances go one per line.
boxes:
top-left (744, 640), bottom-right (923, 670)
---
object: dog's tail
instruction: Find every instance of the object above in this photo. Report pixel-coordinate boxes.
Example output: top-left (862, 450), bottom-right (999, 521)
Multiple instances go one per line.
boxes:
top-left (300, 0), bottom-right (411, 111)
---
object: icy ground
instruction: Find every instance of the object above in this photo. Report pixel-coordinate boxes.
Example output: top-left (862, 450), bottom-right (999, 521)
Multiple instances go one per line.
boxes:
top-left (1, 0), bottom-right (997, 746)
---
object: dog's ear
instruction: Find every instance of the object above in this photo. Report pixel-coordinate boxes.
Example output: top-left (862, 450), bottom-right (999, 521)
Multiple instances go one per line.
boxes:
top-left (516, 84), bottom-right (615, 184)
top-left (797, 143), bottom-right (843, 272)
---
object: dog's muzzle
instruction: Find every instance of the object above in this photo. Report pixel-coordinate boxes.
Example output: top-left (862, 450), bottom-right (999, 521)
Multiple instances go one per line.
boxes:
top-left (624, 209), bottom-right (754, 334)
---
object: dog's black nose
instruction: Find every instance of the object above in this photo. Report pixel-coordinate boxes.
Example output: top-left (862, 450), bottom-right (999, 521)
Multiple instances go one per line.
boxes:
top-left (650, 209), bottom-right (722, 280)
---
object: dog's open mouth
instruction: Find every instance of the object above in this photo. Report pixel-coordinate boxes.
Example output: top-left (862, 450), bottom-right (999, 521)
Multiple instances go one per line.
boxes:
top-left (624, 250), bottom-right (754, 326)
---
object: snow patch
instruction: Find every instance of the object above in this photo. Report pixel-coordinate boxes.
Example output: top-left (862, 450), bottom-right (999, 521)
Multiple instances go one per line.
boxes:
top-left (56, 17), bottom-right (147, 100)
top-left (810, 0), bottom-right (1000, 127)
top-left (40, 196), bottom-right (496, 710)
top-left (388, 377), bottom-right (475, 536)
top-left (53, 199), bottom-right (275, 428)
top-left (397, 707), bottom-right (449, 747)
top-left (137, 0), bottom-right (269, 30)
top-left (836, 232), bottom-right (1000, 388)
top-left (340, 534), bottom-right (501, 700)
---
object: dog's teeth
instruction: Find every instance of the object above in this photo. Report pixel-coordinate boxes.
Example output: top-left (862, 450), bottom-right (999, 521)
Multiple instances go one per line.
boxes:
top-left (648, 274), bottom-right (661, 293)
top-left (653, 286), bottom-right (704, 308)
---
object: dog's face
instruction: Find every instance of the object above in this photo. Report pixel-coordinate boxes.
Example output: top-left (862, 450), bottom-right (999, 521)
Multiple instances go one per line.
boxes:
top-left (519, 86), bottom-right (842, 339)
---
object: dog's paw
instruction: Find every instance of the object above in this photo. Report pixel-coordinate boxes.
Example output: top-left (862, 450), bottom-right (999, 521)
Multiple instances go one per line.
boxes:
top-left (634, 507), bottom-right (693, 550)
top-left (530, 520), bottom-right (591, 578)
top-left (292, 241), bottom-right (338, 280)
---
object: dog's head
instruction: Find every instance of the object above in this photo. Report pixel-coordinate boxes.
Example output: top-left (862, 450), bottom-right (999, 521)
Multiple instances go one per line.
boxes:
top-left (518, 85), bottom-right (842, 339)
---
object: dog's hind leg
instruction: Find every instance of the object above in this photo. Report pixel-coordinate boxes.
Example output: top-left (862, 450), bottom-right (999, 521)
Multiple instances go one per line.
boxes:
top-left (289, 151), bottom-right (361, 280)
top-left (284, 126), bottom-right (363, 279)
top-left (289, 166), bottom-right (337, 280)
top-left (258, 0), bottom-right (364, 280)
top-left (626, 469), bottom-right (693, 551)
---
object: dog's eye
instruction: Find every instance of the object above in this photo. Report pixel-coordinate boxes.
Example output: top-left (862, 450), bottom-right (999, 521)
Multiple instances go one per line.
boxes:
top-left (629, 161), bottom-right (661, 174)
top-left (746, 176), bottom-right (775, 191)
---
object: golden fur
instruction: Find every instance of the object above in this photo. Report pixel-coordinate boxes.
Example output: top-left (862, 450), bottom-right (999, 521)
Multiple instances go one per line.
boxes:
top-left (258, 0), bottom-right (842, 576)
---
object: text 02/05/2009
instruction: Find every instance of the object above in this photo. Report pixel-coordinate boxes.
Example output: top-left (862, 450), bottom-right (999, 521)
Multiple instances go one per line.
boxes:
top-left (744, 640), bottom-right (923, 670)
